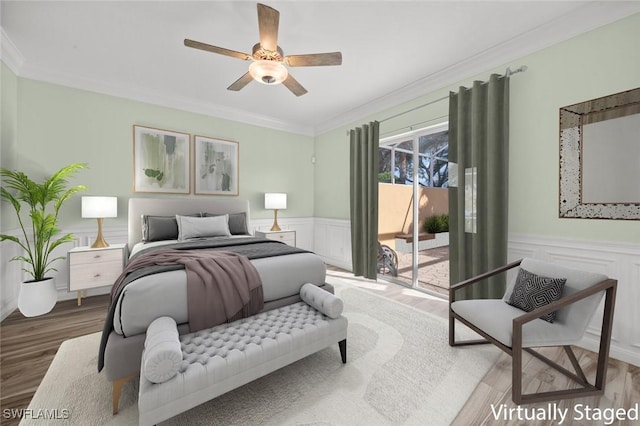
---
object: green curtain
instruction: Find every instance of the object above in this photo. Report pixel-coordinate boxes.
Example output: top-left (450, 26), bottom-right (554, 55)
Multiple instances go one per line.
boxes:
top-left (449, 74), bottom-right (509, 299)
top-left (349, 121), bottom-right (379, 279)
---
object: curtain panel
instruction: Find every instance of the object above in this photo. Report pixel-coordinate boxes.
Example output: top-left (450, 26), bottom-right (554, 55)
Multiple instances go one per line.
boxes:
top-left (449, 74), bottom-right (510, 299)
top-left (349, 121), bottom-right (379, 279)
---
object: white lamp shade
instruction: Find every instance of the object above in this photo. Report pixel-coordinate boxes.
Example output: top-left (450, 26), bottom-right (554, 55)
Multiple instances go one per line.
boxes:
top-left (265, 193), bottom-right (287, 210)
top-left (82, 196), bottom-right (118, 218)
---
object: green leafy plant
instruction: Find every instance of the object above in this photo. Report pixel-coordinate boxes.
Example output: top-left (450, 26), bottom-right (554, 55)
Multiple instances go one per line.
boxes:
top-left (423, 214), bottom-right (449, 234)
top-left (378, 172), bottom-right (392, 183)
top-left (1, 163), bottom-right (87, 281)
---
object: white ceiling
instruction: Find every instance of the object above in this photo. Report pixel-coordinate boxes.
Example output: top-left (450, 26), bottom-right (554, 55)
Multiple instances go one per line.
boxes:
top-left (2, 1), bottom-right (639, 136)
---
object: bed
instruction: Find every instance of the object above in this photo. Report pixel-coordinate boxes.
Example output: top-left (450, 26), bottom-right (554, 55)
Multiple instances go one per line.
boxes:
top-left (99, 197), bottom-right (331, 413)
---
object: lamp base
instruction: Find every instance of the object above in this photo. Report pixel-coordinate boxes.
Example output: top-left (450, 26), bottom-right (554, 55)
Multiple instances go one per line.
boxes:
top-left (270, 209), bottom-right (281, 232)
top-left (91, 218), bottom-right (110, 248)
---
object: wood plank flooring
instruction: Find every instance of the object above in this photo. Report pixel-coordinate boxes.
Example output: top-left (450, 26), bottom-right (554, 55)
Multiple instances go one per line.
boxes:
top-left (0, 295), bottom-right (109, 426)
top-left (1, 273), bottom-right (638, 425)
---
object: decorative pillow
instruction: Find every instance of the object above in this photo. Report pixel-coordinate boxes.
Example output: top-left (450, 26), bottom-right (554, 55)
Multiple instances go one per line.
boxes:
top-left (506, 268), bottom-right (566, 323)
top-left (176, 214), bottom-right (231, 240)
top-left (141, 215), bottom-right (179, 242)
top-left (203, 212), bottom-right (248, 235)
top-left (300, 283), bottom-right (343, 319)
top-left (143, 316), bottom-right (182, 384)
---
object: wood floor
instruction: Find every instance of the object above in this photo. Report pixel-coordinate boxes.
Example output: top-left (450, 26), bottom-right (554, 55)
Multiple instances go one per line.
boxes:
top-left (1, 273), bottom-right (639, 425)
top-left (0, 295), bottom-right (109, 426)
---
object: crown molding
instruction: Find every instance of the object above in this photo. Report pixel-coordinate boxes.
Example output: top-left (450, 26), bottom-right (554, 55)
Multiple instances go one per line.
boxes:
top-left (0, 27), bottom-right (25, 74)
top-left (313, 2), bottom-right (640, 135)
top-left (17, 62), bottom-right (315, 136)
top-left (2, 21), bottom-right (312, 136)
top-left (4, 3), bottom-right (639, 138)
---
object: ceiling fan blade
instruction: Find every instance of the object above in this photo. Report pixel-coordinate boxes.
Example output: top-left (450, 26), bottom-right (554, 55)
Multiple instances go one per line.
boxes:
top-left (227, 72), bottom-right (254, 91)
top-left (285, 52), bottom-right (343, 67)
top-left (184, 39), bottom-right (252, 61)
top-left (257, 3), bottom-right (279, 52)
top-left (282, 73), bottom-right (308, 97)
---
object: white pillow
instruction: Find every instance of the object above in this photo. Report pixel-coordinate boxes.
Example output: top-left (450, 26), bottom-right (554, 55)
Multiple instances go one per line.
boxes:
top-left (300, 283), bottom-right (344, 319)
top-left (176, 214), bottom-right (231, 240)
top-left (143, 316), bottom-right (182, 384)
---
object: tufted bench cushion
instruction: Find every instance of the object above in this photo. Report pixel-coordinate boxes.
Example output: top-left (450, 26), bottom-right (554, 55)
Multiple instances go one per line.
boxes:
top-left (138, 286), bottom-right (348, 426)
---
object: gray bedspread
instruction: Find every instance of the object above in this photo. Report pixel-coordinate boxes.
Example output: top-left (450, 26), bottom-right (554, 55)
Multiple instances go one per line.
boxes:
top-left (98, 237), bottom-right (310, 372)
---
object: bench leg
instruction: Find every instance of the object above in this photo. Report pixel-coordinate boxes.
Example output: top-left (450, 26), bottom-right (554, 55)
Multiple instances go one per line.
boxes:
top-left (112, 373), bottom-right (138, 415)
top-left (338, 339), bottom-right (347, 363)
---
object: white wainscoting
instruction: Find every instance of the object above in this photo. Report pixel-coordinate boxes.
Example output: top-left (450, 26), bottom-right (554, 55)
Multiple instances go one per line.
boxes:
top-left (3, 219), bottom-right (638, 367)
top-left (0, 218), bottom-right (315, 321)
top-left (0, 225), bottom-right (128, 321)
top-left (313, 218), bottom-right (352, 271)
top-left (509, 233), bottom-right (640, 367)
top-left (311, 219), bottom-right (640, 367)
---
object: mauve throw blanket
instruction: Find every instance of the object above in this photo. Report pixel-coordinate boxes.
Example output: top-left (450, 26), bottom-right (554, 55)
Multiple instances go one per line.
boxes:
top-left (114, 248), bottom-right (264, 331)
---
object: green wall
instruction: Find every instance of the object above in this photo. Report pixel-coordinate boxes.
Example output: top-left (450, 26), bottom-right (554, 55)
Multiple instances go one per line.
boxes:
top-left (1, 63), bottom-right (19, 231)
top-left (5, 78), bottom-right (314, 229)
top-left (314, 13), bottom-right (640, 244)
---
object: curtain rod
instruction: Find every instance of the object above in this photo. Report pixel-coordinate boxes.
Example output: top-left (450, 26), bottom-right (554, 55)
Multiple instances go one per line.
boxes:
top-left (378, 65), bottom-right (528, 124)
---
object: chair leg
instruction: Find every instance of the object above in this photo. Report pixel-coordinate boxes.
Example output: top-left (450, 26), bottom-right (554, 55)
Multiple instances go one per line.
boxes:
top-left (338, 339), bottom-right (347, 364)
top-left (449, 311), bottom-right (455, 346)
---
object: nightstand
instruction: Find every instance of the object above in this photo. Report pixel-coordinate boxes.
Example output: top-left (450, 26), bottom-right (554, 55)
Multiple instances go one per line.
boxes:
top-left (255, 229), bottom-right (296, 247)
top-left (68, 243), bottom-right (127, 306)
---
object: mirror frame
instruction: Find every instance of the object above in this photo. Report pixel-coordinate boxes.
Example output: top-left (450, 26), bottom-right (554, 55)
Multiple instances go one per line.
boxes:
top-left (559, 87), bottom-right (640, 220)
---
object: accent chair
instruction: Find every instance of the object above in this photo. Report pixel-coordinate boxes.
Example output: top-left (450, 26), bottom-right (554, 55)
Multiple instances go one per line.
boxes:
top-left (449, 258), bottom-right (617, 404)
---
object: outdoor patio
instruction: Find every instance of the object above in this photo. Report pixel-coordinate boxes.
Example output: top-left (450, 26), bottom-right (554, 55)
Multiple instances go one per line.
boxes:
top-left (394, 246), bottom-right (450, 297)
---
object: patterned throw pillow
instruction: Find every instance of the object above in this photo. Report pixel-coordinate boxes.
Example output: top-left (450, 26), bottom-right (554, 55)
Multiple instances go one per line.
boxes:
top-left (506, 268), bottom-right (566, 323)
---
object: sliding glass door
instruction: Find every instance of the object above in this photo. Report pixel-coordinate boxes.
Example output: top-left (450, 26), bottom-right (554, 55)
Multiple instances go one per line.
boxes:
top-left (377, 123), bottom-right (449, 294)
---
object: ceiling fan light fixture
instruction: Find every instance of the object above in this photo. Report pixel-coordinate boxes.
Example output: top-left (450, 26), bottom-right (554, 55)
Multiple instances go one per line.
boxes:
top-left (249, 60), bottom-right (288, 85)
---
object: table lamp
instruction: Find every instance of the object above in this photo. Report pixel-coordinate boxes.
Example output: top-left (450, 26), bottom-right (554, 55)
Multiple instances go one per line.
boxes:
top-left (264, 193), bottom-right (286, 232)
top-left (82, 196), bottom-right (117, 248)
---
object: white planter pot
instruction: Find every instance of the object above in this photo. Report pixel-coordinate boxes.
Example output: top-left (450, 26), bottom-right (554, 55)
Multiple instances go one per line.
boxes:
top-left (18, 277), bottom-right (57, 317)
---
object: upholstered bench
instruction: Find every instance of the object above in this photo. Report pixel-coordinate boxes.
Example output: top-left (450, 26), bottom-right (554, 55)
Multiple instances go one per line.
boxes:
top-left (138, 284), bottom-right (348, 425)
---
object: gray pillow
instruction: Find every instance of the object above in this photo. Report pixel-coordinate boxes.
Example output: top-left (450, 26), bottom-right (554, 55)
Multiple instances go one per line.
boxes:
top-left (203, 212), bottom-right (248, 235)
top-left (506, 268), bottom-right (566, 323)
top-left (176, 214), bottom-right (231, 240)
top-left (142, 215), bottom-right (179, 242)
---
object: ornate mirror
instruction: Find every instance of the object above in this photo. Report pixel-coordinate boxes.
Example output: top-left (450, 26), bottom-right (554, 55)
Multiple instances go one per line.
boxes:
top-left (559, 87), bottom-right (640, 220)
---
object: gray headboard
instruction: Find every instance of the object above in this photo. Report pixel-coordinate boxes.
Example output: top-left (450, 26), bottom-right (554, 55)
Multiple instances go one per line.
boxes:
top-left (128, 197), bottom-right (250, 249)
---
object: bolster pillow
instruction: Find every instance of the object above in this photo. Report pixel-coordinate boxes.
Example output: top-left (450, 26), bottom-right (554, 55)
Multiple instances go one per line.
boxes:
top-left (300, 283), bottom-right (344, 319)
top-left (143, 316), bottom-right (182, 384)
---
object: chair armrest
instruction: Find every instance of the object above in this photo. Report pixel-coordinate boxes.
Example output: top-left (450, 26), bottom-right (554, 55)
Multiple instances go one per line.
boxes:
top-left (449, 259), bottom-right (522, 301)
top-left (511, 278), bottom-right (617, 351)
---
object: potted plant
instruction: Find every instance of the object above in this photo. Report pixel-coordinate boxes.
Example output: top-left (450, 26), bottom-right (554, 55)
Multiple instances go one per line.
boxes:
top-left (1, 163), bottom-right (87, 316)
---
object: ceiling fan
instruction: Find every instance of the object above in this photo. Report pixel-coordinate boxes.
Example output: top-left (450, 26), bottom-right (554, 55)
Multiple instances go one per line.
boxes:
top-left (184, 3), bottom-right (342, 97)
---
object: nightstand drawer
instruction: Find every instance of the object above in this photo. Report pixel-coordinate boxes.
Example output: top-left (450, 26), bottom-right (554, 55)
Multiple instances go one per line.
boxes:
top-left (68, 244), bottom-right (126, 293)
top-left (269, 232), bottom-right (295, 245)
top-left (255, 230), bottom-right (296, 247)
top-left (69, 248), bottom-right (122, 266)
top-left (69, 261), bottom-right (122, 291)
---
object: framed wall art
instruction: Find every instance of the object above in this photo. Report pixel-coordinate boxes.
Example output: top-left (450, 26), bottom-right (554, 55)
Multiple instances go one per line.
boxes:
top-left (194, 135), bottom-right (239, 196)
top-left (133, 125), bottom-right (190, 194)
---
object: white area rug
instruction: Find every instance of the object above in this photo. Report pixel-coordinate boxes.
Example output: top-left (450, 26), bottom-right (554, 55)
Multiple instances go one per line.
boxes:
top-left (22, 279), bottom-right (499, 425)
